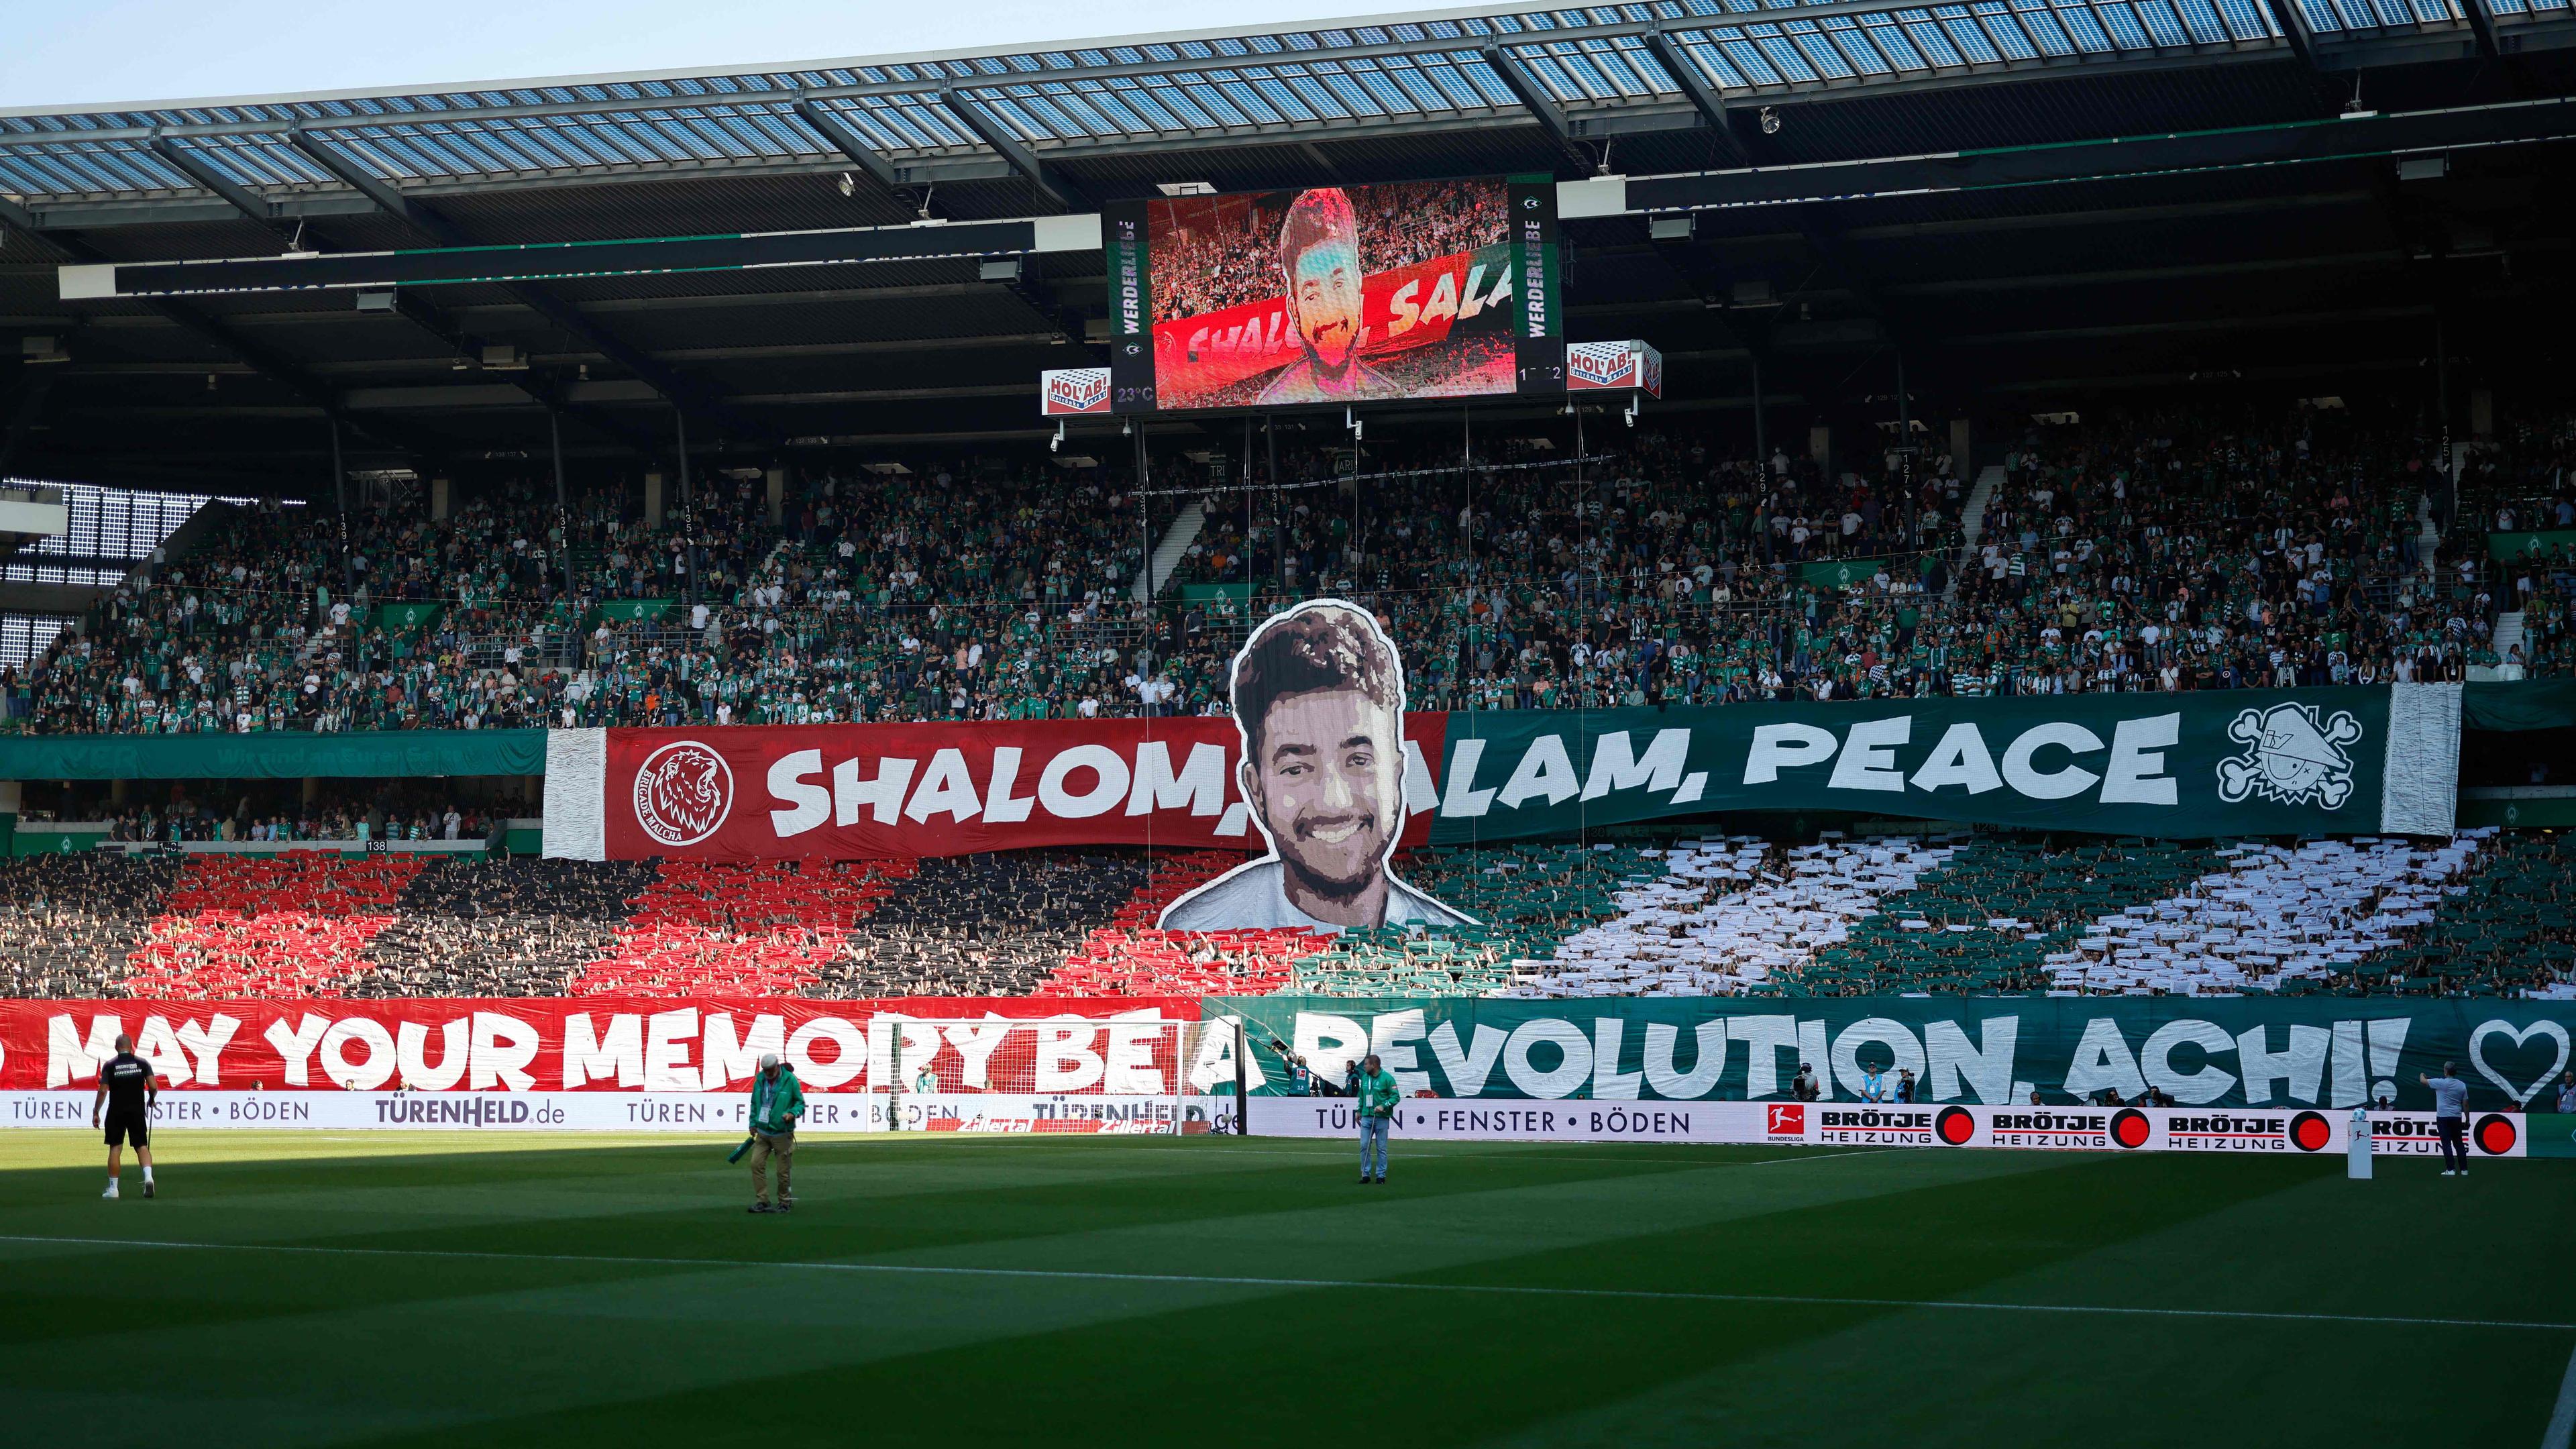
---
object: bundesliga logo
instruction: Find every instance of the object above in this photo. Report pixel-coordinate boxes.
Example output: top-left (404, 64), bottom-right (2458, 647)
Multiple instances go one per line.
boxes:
top-left (1765, 1104), bottom-right (1805, 1136)
top-left (633, 741), bottom-right (734, 847)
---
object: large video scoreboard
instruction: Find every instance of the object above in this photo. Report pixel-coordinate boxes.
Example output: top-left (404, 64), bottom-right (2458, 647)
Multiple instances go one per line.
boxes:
top-left (1046, 175), bottom-right (1564, 417)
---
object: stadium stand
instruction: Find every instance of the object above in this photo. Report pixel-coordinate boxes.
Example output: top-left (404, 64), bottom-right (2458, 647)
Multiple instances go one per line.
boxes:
top-left (1501, 835), bottom-right (1955, 998)
top-left (2, 828), bottom-right (2573, 1001)
top-left (125, 854), bottom-right (431, 999)
top-left (568, 858), bottom-right (910, 997)
top-left (355, 859), bottom-right (657, 998)
top-left (0, 403), bottom-right (2514, 739)
top-left (841, 849), bottom-right (1161, 996)
top-left (0, 853), bottom-right (182, 998)
top-left (1034, 850), bottom-right (1324, 997)
top-left (1814, 835), bottom-right (2233, 996)
top-left (1294, 843), bottom-right (1668, 996)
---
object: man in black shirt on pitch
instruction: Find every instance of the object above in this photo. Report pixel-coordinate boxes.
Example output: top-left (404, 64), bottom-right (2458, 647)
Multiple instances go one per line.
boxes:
top-left (90, 1034), bottom-right (159, 1199)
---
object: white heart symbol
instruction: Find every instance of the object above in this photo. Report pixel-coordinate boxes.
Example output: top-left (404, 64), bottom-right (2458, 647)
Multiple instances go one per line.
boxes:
top-left (2468, 1019), bottom-right (2571, 1108)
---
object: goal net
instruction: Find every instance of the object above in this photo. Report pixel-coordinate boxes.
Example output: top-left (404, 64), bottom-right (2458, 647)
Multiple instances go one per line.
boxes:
top-left (869, 1016), bottom-right (1244, 1134)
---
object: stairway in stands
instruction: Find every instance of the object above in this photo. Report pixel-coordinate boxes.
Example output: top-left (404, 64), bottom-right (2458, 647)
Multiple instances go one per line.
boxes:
top-left (1943, 464), bottom-right (2006, 602)
top-left (2494, 610), bottom-right (2526, 670)
top-left (1134, 500), bottom-right (1206, 602)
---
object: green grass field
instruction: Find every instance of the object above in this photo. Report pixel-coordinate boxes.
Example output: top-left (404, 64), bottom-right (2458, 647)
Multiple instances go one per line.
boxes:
top-left (1, 1131), bottom-right (2569, 1447)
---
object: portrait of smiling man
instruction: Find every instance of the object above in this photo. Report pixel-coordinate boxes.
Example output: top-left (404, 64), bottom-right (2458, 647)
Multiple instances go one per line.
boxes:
top-left (1254, 188), bottom-right (1400, 407)
top-left (1160, 600), bottom-right (1470, 932)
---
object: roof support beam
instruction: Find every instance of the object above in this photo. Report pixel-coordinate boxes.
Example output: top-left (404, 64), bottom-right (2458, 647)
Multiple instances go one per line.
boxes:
top-left (1479, 44), bottom-right (1596, 177)
top-left (146, 136), bottom-right (297, 242)
top-left (2261, 0), bottom-right (2321, 73)
top-left (286, 129), bottom-right (781, 449)
top-left (790, 98), bottom-right (917, 205)
top-left (5, 178), bottom-right (436, 461)
top-left (0, 193), bottom-right (46, 239)
top-left (2460, 0), bottom-right (2502, 58)
top-left (1624, 96), bottom-right (2576, 212)
top-left (939, 90), bottom-right (1080, 211)
top-left (1643, 30), bottom-right (1751, 167)
top-left (273, 131), bottom-right (661, 455)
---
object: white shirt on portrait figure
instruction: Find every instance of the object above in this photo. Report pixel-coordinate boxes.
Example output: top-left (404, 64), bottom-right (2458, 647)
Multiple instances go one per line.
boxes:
top-left (1160, 857), bottom-right (1474, 934)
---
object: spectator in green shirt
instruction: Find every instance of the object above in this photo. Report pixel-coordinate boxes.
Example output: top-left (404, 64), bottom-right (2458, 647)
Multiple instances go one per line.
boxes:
top-left (1354, 1053), bottom-right (1401, 1185)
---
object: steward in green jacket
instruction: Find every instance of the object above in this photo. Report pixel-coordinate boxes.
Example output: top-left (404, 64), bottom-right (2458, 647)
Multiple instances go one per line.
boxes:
top-left (745, 1053), bottom-right (804, 1213)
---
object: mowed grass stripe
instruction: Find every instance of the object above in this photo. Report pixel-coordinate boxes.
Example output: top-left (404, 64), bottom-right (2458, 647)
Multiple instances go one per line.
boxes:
top-left (305, 1150), bottom-right (2554, 1449)
top-left (0, 1140), bottom-right (2070, 1446)
top-left (2, 1230), bottom-right (2560, 1331)
top-left (0, 1135), bottom-right (1952, 1279)
top-left (4, 1136), bottom-right (2567, 1449)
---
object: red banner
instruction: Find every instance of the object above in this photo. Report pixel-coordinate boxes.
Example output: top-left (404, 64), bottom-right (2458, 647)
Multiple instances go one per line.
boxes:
top-left (580, 714), bottom-right (1447, 861)
top-left (1151, 244), bottom-right (1513, 405)
top-left (3, 997), bottom-right (1195, 1092)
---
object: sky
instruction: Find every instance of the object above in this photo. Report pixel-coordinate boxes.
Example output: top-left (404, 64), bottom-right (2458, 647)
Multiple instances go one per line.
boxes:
top-left (1, 0), bottom-right (1453, 111)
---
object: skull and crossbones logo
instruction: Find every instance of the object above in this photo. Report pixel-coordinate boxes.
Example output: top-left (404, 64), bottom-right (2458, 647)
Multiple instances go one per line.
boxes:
top-left (2216, 703), bottom-right (2363, 809)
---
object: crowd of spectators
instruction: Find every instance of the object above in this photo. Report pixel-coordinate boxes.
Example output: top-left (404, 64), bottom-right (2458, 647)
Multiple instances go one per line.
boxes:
top-left (0, 398), bottom-right (2529, 740)
top-left (2459, 408), bottom-right (2576, 677)
top-left (1, 825), bottom-right (2566, 1001)
top-left (19, 782), bottom-right (520, 847)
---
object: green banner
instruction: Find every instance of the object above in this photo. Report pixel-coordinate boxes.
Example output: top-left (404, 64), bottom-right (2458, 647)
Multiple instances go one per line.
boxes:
top-left (0, 729), bottom-right (547, 780)
top-left (1801, 556), bottom-right (1896, 590)
top-left (2462, 680), bottom-right (2576, 733)
top-left (1426, 686), bottom-right (2457, 843)
top-left (13, 826), bottom-right (101, 856)
top-left (1212, 996), bottom-right (2576, 1114)
top-left (375, 602), bottom-right (442, 631)
top-left (2487, 529), bottom-right (2576, 563)
top-left (1177, 582), bottom-right (1253, 605)
top-left (2528, 1114), bottom-right (2576, 1157)
top-left (591, 598), bottom-right (676, 623)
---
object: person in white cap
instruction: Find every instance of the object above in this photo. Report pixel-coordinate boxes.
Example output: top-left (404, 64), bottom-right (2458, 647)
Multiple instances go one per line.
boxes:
top-left (745, 1052), bottom-right (804, 1213)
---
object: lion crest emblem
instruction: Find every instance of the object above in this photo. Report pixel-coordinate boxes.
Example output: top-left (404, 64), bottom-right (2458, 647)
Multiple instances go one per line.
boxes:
top-left (2216, 703), bottom-right (2363, 810)
top-left (633, 741), bottom-right (734, 847)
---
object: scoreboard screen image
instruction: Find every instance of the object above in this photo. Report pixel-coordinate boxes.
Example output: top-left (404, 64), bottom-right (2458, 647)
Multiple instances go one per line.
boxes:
top-left (1100, 176), bottom-right (1561, 413)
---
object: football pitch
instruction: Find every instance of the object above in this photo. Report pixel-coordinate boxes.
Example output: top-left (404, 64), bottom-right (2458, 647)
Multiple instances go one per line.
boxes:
top-left (1, 1132), bottom-right (2570, 1448)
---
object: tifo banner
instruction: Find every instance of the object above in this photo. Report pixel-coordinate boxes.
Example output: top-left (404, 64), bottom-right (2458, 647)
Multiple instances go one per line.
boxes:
top-left (1246, 1097), bottom-right (2531, 1157)
top-left (545, 710), bottom-right (1448, 862)
top-left (545, 686), bottom-right (2459, 862)
top-left (1426, 686), bottom-right (2461, 842)
top-left (1, 998), bottom-right (1195, 1094)
top-left (1211, 996), bottom-right (2576, 1114)
top-left (0, 1089), bottom-right (1224, 1135)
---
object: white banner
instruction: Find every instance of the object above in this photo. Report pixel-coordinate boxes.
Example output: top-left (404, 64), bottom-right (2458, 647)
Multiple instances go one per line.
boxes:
top-left (1246, 1098), bottom-right (2530, 1157)
top-left (1, 1089), bottom-right (1223, 1136)
top-left (892, 1091), bottom-right (1234, 1136)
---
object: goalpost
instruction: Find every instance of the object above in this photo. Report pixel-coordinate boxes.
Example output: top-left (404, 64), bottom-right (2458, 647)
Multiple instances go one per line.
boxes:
top-left (865, 1016), bottom-right (1248, 1135)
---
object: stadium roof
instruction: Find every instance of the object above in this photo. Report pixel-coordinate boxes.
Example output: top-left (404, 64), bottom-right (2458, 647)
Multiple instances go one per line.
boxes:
top-left (0, 1), bottom-right (2560, 209)
top-left (3, 2), bottom-right (2574, 496)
